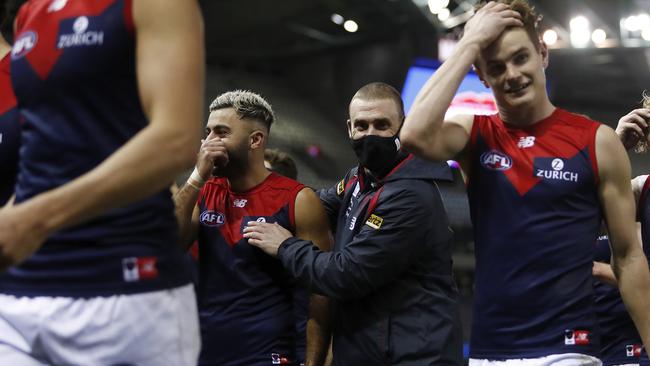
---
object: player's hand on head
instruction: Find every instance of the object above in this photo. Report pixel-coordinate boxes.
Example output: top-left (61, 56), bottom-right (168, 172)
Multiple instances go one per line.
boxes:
top-left (615, 108), bottom-right (650, 150)
top-left (463, 1), bottom-right (523, 50)
top-left (243, 221), bottom-right (293, 257)
top-left (197, 137), bottom-right (228, 179)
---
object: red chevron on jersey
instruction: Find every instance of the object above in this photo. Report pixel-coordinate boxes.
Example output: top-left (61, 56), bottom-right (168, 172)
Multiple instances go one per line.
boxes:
top-left (470, 108), bottom-right (600, 196)
top-left (12, 0), bottom-right (130, 80)
top-left (198, 173), bottom-right (304, 248)
top-left (0, 56), bottom-right (16, 115)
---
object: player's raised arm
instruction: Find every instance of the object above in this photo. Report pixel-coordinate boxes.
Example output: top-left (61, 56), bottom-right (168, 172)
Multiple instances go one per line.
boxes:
top-left (597, 125), bottom-right (650, 348)
top-left (400, 2), bottom-right (521, 161)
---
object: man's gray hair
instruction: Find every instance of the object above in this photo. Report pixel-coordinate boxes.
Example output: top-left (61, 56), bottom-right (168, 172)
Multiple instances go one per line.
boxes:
top-left (209, 90), bottom-right (275, 130)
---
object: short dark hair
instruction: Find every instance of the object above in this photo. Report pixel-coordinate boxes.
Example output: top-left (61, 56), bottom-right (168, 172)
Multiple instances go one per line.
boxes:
top-left (1, 0), bottom-right (27, 42)
top-left (475, 0), bottom-right (542, 50)
top-left (264, 149), bottom-right (298, 180)
top-left (352, 82), bottom-right (405, 120)
top-left (209, 90), bottom-right (275, 131)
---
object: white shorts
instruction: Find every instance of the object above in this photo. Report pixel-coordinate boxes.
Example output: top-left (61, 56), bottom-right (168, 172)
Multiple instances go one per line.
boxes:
top-left (0, 284), bottom-right (200, 366)
top-left (469, 353), bottom-right (602, 366)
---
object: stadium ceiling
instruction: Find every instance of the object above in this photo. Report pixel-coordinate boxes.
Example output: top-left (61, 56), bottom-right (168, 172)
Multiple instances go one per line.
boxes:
top-left (199, 0), bottom-right (434, 64)
top-left (200, 0), bottom-right (650, 114)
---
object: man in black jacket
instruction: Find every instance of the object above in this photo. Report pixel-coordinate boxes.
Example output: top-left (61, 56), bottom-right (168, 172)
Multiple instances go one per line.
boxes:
top-left (244, 82), bottom-right (463, 365)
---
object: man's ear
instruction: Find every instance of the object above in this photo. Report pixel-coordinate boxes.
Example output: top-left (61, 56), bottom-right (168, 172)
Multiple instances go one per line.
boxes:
top-left (347, 119), bottom-right (353, 139)
top-left (250, 130), bottom-right (265, 150)
top-left (540, 41), bottom-right (549, 69)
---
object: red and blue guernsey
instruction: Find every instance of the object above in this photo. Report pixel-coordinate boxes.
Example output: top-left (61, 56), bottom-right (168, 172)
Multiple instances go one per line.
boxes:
top-left (0, 0), bottom-right (191, 296)
top-left (467, 108), bottom-right (603, 359)
top-left (0, 53), bottom-right (20, 205)
top-left (593, 235), bottom-right (648, 366)
top-left (197, 173), bottom-right (307, 366)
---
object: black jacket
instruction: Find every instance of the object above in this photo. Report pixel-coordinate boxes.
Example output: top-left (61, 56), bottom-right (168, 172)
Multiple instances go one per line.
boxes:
top-left (278, 154), bottom-right (463, 365)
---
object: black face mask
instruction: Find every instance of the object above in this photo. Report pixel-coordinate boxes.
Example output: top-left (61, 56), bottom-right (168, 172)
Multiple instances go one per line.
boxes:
top-left (350, 133), bottom-right (401, 178)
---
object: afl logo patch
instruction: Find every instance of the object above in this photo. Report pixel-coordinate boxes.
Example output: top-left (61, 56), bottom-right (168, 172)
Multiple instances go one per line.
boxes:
top-left (480, 150), bottom-right (513, 171)
top-left (200, 210), bottom-right (225, 227)
top-left (11, 31), bottom-right (37, 59)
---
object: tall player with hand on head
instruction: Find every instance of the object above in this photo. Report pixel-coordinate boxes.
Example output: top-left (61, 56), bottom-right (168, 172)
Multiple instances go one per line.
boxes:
top-left (401, 1), bottom-right (650, 364)
top-left (0, 0), bottom-right (205, 364)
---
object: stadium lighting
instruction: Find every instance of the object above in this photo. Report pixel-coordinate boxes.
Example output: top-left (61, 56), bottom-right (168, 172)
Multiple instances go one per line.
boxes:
top-left (624, 15), bottom-right (641, 32)
top-left (542, 29), bottom-right (558, 45)
top-left (331, 13), bottom-right (344, 25)
top-left (343, 20), bottom-right (358, 33)
top-left (570, 16), bottom-right (590, 48)
top-left (427, 0), bottom-right (449, 14)
top-left (437, 7), bottom-right (451, 21)
top-left (642, 27), bottom-right (650, 41)
top-left (591, 29), bottom-right (606, 45)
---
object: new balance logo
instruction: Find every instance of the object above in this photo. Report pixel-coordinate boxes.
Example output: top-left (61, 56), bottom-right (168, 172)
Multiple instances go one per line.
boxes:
top-left (517, 136), bottom-right (535, 148)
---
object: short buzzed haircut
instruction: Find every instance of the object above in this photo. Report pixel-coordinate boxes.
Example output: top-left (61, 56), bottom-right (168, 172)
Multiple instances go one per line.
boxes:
top-left (209, 90), bottom-right (275, 131)
top-left (352, 82), bottom-right (405, 119)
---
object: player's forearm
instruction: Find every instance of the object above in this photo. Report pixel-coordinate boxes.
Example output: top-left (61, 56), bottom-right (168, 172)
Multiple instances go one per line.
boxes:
top-left (174, 182), bottom-right (200, 248)
top-left (26, 122), bottom-right (198, 237)
top-left (614, 248), bottom-right (650, 347)
top-left (400, 38), bottom-right (480, 157)
top-left (305, 294), bottom-right (331, 366)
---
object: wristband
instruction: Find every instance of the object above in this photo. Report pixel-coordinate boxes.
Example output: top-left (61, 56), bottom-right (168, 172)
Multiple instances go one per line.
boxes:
top-left (186, 179), bottom-right (203, 191)
top-left (190, 167), bottom-right (206, 184)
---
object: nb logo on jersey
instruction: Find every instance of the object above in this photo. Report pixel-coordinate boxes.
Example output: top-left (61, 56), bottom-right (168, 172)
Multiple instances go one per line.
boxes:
top-left (11, 31), bottom-right (37, 59)
top-left (48, 0), bottom-right (68, 12)
top-left (57, 16), bottom-right (104, 49)
top-left (517, 136), bottom-right (535, 148)
top-left (233, 198), bottom-right (247, 208)
top-left (480, 150), bottom-right (512, 171)
top-left (200, 210), bottom-right (225, 227)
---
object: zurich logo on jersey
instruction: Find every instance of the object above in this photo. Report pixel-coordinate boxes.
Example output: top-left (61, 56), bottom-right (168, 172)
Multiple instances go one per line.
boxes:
top-left (57, 16), bottom-right (104, 49)
top-left (11, 31), bottom-right (37, 59)
top-left (535, 157), bottom-right (579, 183)
top-left (480, 150), bottom-right (513, 171)
top-left (200, 210), bottom-right (226, 227)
